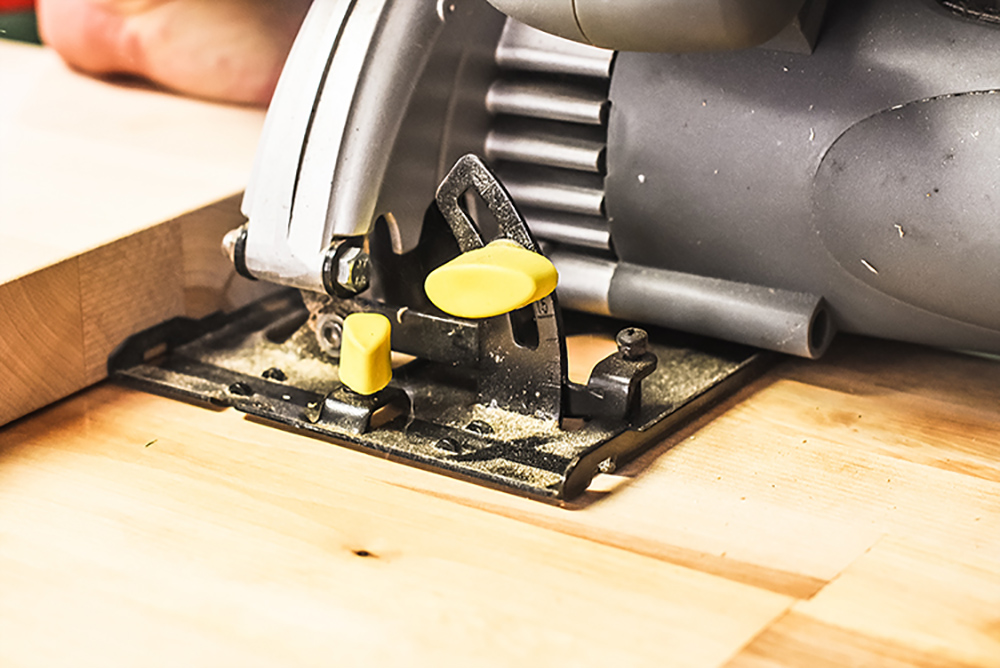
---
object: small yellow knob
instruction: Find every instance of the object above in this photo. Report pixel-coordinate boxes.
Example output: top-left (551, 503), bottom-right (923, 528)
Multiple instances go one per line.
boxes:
top-left (424, 239), bottom-right (558, 319)
top-left (339, 313), bottom-right (393, 395)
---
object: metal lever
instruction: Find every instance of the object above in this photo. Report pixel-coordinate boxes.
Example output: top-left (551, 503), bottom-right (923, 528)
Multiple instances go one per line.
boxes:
top-left (433, 154), bottom-right (567, 421)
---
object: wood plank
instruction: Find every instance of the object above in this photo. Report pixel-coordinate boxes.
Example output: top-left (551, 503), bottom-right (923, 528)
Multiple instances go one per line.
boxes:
top-left (783, 336), bottom-right (1000, 414)
top-left (0, 44), bottom-right (264, 268)
top-left (726, 613), bottom-right (984, 668)
top-left (728, 537), bottom-right (1000, 667)
top-left (1, 196), bottom-right (269, 425)
top-left (799, 537), bottom-right (1000, 665)
top-left (0, 41), bottom-right (266, 425)
top-left (0, 384), bottom-right (793, 667)
top-left (388, 347), bottom-right (1000, 599)
top-left (0, 259), bottom-right (83, 424)
top-left (78, 222), bottom-right (185, 384)
top-left (1, 334), bottom-right (998, 665)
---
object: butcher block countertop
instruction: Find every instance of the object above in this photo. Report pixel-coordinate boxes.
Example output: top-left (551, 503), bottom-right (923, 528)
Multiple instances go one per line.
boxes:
top-left (1, 40), bottom-right (999, 667)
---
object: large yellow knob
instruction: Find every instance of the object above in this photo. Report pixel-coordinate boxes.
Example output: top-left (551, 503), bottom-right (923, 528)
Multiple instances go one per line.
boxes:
top-left (339, 313), bottom-right (392, 395)
top-left (424, 239), bottom-right (558, 319)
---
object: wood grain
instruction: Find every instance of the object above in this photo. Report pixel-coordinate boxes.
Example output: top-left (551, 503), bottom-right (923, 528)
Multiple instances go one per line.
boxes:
top-left (78, 222), bottom-right (186, 384)
top-left (0, 41), bottom-right (267, 425)
top-left (727, 613), bottom-right (984, 668)
top-left (0, 384), bottom-right (792, 668)
top-left (729, 537), bottom-right (1000, 667)
top-left (1, 336), bottom-right (998, 666)
top-left (0, 259), bottom-right (84, 424)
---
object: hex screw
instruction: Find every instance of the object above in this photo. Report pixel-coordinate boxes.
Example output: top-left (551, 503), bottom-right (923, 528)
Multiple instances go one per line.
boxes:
top-left (220, 227), bottom-right (241, 262)
top-left (323, 243), bottom-right (371, 297)
top-left (261, 367), bottom-right (287, 382)
top-left (228, 381), bottom-right (254, 396)
top-left (466, 420), bottom-right (494, 435)
top-left (337, 246), bottom-right (370, 294)
top-left (435, 438), bottom-right (463, 453)
top-left (221, 224), bottom-right (255, 280)
top-left (616, 327), bottom-right (649, 360)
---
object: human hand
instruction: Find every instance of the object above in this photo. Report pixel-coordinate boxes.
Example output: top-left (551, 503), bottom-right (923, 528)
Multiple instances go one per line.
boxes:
top-left (36, 0), bottom-right (311, 106)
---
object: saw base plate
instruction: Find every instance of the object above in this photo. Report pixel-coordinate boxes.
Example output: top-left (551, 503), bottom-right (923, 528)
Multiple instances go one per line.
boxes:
top-left (111, 290), bottom-right (771, 502)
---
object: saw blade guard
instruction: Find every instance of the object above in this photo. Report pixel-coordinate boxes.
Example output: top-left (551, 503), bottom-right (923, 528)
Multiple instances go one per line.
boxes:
top-left (240, 0), bottom-right (506, 293)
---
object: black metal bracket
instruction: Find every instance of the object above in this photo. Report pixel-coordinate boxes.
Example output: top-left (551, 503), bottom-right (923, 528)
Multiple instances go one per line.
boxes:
top-left (435, 154), bottom-right (567, 421)
top-left (111, 290), bottom-right (769, 501)
top-left (566, 328), bottom-right (658, 424)
top-left (110, 155), bottom-right (772, 502)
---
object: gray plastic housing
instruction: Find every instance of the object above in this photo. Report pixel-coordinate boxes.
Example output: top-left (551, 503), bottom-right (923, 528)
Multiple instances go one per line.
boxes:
top-left (605, 0), bottom-right (1000, 354)
top-left (484, 0), bottom-right (806, 51)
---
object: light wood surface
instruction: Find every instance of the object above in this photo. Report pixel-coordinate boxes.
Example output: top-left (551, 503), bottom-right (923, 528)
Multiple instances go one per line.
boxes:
top-left (0, 41), bottom-right (268, 425)
top-left (2, 38), bottom-right (1000, 668)
top-left (1, 338), bottom-right (998, 666)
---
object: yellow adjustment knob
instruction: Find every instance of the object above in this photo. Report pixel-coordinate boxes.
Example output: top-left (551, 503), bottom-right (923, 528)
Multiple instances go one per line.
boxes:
top-left (339, 313), bottom-right (392, 395)
top-left (424, 239), bottom-right (558, 319)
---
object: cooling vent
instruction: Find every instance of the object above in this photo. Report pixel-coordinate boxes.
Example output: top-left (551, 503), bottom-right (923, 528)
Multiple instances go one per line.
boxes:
top-left (485, 20), bottom-right (615, 256)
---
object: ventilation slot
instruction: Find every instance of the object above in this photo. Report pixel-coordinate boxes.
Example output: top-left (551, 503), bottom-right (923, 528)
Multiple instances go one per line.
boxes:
top-left (488, 20), bottom-right (615, 255)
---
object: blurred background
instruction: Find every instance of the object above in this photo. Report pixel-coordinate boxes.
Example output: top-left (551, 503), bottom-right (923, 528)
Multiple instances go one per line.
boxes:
top-left (0, 0), bottom-right (37, 43)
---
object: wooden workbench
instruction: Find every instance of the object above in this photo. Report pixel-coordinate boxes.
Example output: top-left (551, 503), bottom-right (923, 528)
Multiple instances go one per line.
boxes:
top-left (2, 41), bottom-right (999, 667)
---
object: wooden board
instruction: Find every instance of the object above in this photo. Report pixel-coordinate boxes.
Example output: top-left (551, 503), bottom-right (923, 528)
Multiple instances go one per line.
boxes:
top-left (1, 336), bottom-right (998, 666)
top-left (0, 41), bottom-right (268, 425)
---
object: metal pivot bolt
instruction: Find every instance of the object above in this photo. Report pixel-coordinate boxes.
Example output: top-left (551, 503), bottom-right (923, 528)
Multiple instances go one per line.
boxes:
top-left (322, 241), bottom-right (371, 298)
top-left (221, 227), bottom-right (240, 262)
top-left (221, 224), bottom-right (255, 280)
